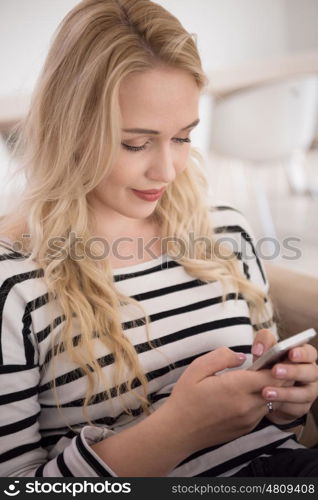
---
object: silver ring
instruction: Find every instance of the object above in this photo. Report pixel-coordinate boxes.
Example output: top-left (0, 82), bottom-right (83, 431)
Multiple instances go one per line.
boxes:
top-left (266, 401), bottom-right (274, 413)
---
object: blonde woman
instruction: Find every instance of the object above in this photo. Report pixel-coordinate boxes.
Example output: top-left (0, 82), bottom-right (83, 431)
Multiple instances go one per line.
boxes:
top-left (1, 0), bottom-right (318, 478)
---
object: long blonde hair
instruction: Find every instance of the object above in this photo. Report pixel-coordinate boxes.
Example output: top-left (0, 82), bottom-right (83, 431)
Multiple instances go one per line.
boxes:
top-left (0, 0), bottom-right (273, 426)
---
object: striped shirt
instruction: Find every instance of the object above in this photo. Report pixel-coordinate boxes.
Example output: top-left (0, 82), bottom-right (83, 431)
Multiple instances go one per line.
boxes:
top-left (0, 206), bottom-right (305, 477)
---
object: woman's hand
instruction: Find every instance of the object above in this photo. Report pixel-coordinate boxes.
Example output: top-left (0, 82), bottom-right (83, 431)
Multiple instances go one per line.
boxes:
top-left (264, 343), bottom-right (318, 425)
top-left (164, 346), bottom-right (283, 454)
top-left (252, 329), bottom-right (318, 425)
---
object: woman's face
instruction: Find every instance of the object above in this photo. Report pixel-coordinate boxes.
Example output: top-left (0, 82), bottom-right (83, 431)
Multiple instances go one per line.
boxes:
top-left (89, 66), bottom-right (200, 232)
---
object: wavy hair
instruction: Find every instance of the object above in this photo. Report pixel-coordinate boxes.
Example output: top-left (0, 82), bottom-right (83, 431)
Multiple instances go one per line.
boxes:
top-left (0, 0), bottom-right (273, 427)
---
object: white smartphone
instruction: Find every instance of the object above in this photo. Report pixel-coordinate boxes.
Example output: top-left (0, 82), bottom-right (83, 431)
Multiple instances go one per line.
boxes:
top-left (248, 328), bottom-right (317, 371)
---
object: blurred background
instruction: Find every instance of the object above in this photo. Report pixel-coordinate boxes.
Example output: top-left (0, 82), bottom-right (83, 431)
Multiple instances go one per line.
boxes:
top-left (0, 0), bottom-right (317, 276)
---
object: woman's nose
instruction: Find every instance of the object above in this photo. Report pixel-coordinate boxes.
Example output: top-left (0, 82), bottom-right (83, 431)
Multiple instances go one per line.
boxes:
top-left (148, 145), bottom-right (176, 183)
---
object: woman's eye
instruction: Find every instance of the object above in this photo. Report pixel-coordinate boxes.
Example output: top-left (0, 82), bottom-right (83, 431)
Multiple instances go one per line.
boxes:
top-left (121, 142), bottom-right (147, 152)
top-left (121, 136), bottom-right (191, 153)
top-left (173, 137), bottom-right (191, 145)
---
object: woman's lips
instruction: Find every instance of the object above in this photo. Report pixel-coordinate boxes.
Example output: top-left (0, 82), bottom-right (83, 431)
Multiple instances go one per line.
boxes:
top-left (131, 187), bottom-right (166, 201)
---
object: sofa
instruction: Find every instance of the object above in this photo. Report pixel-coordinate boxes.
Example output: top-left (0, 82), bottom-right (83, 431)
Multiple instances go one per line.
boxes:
top-left (266, 263), bottom-right (318, 448)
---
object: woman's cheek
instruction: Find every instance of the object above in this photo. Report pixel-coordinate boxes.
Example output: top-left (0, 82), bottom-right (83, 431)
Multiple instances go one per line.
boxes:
top-left (178, 149), bottom-right (191, 173)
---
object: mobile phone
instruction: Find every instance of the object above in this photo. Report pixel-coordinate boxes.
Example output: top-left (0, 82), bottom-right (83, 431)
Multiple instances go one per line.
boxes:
top-left (248, 328), bottom-right (317, 371)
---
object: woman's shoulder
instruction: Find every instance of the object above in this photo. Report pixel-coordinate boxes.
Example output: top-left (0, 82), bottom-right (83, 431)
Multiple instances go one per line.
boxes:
top-left (208, 204), bottom-right (254, 237)
top-left (0, 236), bottom-right (43, 285)
top-left (209, 204), bottom-right (268, 289)
top-left (0, 239), bottom-right (49, 330)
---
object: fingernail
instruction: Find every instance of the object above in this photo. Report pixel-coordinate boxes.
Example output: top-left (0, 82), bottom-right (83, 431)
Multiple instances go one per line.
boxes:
top-left (265, 390), bottom-right (277, 399)
top-left (252, 343), bottom-right (264, 356)
top-left (236, 352), bottom-right (247, 362)
top-left (292, 349), bottom-right (301, 361)
top-left (275, 366), bottom-right (287, 377)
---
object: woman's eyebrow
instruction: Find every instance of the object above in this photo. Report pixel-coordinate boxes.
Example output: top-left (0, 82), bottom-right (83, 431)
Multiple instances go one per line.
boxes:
top-left (122, 118), bottom-right (200, 135)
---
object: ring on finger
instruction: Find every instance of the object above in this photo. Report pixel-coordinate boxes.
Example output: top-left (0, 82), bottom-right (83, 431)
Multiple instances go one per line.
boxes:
top-left (266, 401), bottom-right (274, 413)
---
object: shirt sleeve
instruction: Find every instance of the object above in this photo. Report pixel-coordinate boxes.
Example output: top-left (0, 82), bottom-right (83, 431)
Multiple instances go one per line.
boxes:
top-left (0, 260), bottom-right (118, 477)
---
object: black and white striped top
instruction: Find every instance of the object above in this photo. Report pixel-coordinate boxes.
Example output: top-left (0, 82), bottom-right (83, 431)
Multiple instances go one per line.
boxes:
top-left (0, 206), bottom-right (305, 477)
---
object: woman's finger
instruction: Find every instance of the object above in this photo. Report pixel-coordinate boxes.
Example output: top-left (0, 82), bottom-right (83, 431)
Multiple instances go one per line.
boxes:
top-left (272, 362), bottom-right (318, 384)
top-left (267, 402), bottom-right (310, 420)
top-left (251, 329), bottom-right (277, 362)
top-left (288, 343), bottom-right (318, 364)
top-left (262, 382), bottom-right (318, 404)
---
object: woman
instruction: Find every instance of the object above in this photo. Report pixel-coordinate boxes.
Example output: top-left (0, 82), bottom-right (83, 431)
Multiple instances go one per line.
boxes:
top-left (0, 0), bottom-right (318, 477)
